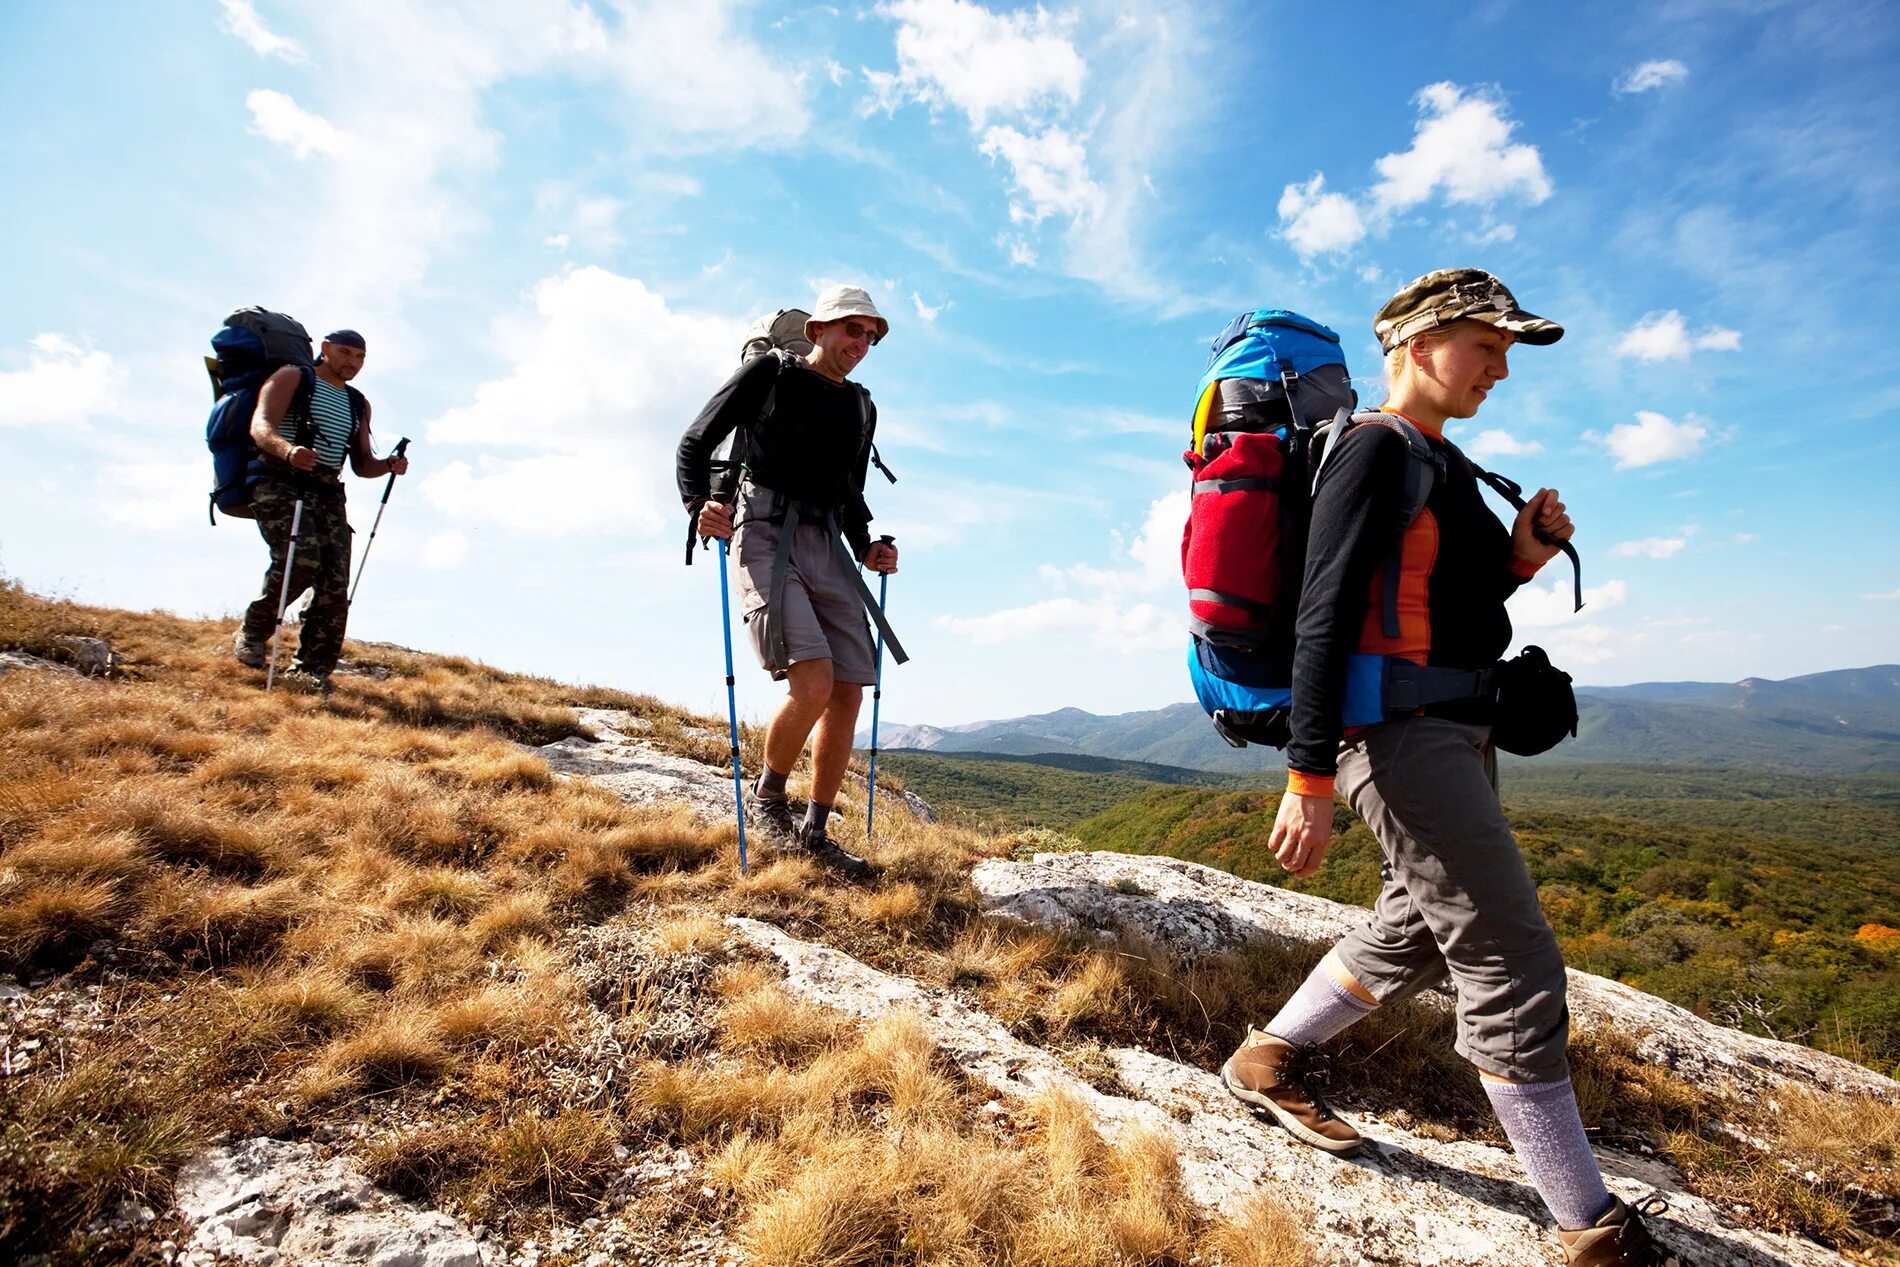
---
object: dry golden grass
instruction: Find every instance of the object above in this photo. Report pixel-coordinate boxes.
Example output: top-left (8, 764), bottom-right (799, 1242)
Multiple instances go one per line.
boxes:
top-left (3, 580), bottom-right (1890, 1263)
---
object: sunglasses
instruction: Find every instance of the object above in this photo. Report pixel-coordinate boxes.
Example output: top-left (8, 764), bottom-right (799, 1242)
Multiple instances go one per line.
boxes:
top-left (842, 320), bottom-right (880, 346)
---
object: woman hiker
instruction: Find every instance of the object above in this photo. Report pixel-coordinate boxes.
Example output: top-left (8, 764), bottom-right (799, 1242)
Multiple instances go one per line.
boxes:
top-left (1220, 269), bottom-right (1681, 1267)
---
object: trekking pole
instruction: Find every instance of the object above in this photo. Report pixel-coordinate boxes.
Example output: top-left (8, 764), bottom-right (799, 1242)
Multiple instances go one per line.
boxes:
top-left (866, 534), bottom-right (895, 847)
top-left (348, 437), bottom-right (410, 605)
top-left (265, 499), bottom-right (306, 692)
top-left (716, 534), bottom-right (750, 877)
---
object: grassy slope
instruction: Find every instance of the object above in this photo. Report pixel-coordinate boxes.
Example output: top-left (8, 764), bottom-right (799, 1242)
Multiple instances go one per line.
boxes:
top-left (3, 579), bottom-right (1896, 1263)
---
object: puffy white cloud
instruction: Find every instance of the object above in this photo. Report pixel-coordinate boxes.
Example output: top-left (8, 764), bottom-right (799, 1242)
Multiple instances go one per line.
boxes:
top-left (245, 90), bottom-right (353, 160)
top-left (979, 125), bottom-right (1104, 226)
top-left (1277, 173), bottom-right (1367, 256)
top-left (911, 293), bottom-right (947, 323)
top-left (876, 0), bottom-right (1086, 126)
top-left (1594, 410), bottom-right (1710, 469)
top-left (1613, 310), bottom-right (1742, 361)
top-left (1464, 429), bottom-right (1542, 461)
top-left (1615, 59), bottom-right (1689, 94)
top-left (1509, 577), bottom-right (1628, 628)
top-left (1279, 83), bottom-right (1550, 260)
top-left (218, 0), bottom-right (307, 62)
top-left (1609, 535), bottom-right (1689, 559)
top-left (419, 266), bottom-right (740, 539)
top-left (1369, 83), bottom-right (1552, 216)
top-left (0, 335), bottom-right (124, 428)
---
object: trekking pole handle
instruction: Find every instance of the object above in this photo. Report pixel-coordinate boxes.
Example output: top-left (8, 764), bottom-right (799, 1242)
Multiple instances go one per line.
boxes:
top-left (377, 437), bottom-right (410, 505)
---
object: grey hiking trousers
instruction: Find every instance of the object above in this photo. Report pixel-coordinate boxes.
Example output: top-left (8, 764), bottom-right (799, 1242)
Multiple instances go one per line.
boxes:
top-left (1332, 716), bottom-right (1571, 1084)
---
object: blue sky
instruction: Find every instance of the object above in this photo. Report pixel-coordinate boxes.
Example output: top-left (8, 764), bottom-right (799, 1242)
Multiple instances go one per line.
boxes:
top-left (2, 0), bottom-right (1896, 727)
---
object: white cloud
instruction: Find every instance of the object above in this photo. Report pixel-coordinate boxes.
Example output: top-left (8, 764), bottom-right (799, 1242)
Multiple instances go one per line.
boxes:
top-left (0, 335), bottom-right (124, 428)
top-left (245, 90), bottom-right (353, 160)
top-left (1465, 429), bottom-right (1542, 461)
top-left (876, 0), bottom-right (1086, 127)
top-left (1862, 588), bottom-right (1900, 601)
top-left (420, 530), bottom-right (469, 570)
top-left (1279, 83), bottom-right (1550, 260)
top-left (1615, 59), bottom-right (1689, 95)
top-left (1510, 577), bottom-right (1628, 629)
top-left (1613, 310), bottom-right (1742, 361)
top-left (979, 125), bottom-right (1104, 226)
top-left (420, 266), bottom-right (740, 539)
top-left (229, 2), bottom-right (807, 347)
top-left (911, 293), bottom-right (947, 323)
top-left (1609, 535), bottom-right (1688, 559)
top-left (1595, 410), bottom-right (1710, 469)
top-left (1369, 83), bottom-right (1552, 217)
top-left (97, 457), bottom-right (207, 531)
top-left (1277, 174), bottom-right (1367, 256)
top-left (937, 488), bottom-right (1185, 649)
top-left (218, 0), bottom-right (307, 62)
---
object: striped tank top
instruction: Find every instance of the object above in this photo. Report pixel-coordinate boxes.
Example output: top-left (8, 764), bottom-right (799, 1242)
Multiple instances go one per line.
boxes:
top-left (278, 377), bottom-right (356, 472)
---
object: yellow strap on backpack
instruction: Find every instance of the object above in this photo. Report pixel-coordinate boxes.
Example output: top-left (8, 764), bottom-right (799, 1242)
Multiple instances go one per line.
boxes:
top-left (1190, 381), bottom-right (1219, 455)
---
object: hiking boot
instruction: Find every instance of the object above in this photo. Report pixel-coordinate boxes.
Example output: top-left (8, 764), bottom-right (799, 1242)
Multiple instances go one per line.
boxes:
top-left (232, 629), bottom-right (268, 669)
top-left (277, 668), bottom-right (333, 696)
top-left (745, 793), bottom-right (801, 854)
top-left (1559, 1196), bottom-right (1681, 1267)
top-left (795, 822), bottom-right (877, 882)
top-left (1221, 1028), bottom-right (1362, 1155)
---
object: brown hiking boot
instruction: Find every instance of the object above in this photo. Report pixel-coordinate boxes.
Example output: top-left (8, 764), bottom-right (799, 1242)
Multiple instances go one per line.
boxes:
top-left (1220, 1028), bottom-right (1362, 1155)
top-left (232, 628), bottom-right (267, 669)
top-left (1559, 1196), bottom-right (1681, 1267)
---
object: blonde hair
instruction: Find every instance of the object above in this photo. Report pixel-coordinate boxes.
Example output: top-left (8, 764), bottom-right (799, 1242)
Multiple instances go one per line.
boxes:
top-left (1384, 327), bottom-right (1447, 385)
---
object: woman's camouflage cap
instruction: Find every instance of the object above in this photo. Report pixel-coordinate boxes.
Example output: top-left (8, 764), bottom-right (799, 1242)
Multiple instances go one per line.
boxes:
top-left (1374, 268), bottom-right (1563, 353)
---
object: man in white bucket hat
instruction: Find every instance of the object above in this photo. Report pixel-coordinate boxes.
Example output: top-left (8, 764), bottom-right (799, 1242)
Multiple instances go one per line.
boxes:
top-left (677, 285), bottom-right (903, 880)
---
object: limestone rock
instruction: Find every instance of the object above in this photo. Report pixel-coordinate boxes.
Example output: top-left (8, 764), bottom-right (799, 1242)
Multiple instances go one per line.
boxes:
top-left (729, 915), bottom-right (1852, 1267)
top-left (174, 1136), bottom-right (490, 1266)
top-left (972, 851), bottom-right (1900, 1104)
top-left (53, 635), bottom-right (115, 676)
top-left (533, 709), bottom-right (738, 823)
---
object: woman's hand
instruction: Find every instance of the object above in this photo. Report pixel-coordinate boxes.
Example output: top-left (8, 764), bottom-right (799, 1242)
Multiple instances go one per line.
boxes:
top-left (1269, 791), bottom-right (1335, 878)
top-left (1511, 487), bottom-right (1573, 571)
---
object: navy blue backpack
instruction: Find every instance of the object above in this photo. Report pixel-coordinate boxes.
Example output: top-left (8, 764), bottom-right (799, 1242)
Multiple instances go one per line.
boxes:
top-left (203, 308), bottom-right (315, 523)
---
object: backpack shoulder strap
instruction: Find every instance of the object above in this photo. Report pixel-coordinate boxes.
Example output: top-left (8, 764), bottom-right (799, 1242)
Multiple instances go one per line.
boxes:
top-left (1467, 455), bottom-right (1586, 615)
top-left (1319, 410), bottom-right (1445, 640)
top-left (289, 367), bottom-right (319, 449)
top-left (856, 386), bottom-right (896, 485)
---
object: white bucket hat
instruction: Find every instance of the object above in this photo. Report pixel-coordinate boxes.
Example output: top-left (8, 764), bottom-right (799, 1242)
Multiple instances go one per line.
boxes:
top-left (804, 285), bottom-right (889, 344)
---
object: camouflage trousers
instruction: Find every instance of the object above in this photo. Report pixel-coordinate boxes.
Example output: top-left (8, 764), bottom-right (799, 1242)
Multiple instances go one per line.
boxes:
top-left (240, 479), bottom-right (352, 676)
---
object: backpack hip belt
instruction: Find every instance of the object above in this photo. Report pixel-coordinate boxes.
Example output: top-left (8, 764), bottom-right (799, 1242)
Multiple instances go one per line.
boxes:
top-left (743, 479), bottom-right (908, 672)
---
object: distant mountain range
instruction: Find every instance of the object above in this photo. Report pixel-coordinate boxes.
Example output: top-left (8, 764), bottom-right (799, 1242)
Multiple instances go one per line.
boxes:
top-left (862, 666), bottom-right (1900, 775)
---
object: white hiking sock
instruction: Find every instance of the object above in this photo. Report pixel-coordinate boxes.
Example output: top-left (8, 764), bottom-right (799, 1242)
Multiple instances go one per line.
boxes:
top-left (1483, 1077), bottom-right (1615, 1231)
top-left (1262, 965), bottom-right (1377, 1047)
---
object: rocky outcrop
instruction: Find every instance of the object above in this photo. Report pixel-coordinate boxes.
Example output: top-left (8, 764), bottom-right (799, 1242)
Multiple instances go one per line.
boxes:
top-left (729, 915), bottom-right (1853, 1267)
top-left (973, 851), bottom-right (1900, 1105)
top-left (535, 708), bottom-right (739, 823)
top-left (173, 1137), bottom-right (490, 1267)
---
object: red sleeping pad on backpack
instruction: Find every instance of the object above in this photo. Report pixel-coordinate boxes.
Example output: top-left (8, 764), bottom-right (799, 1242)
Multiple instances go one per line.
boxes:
top-left (1181, 430), bottom-right (1286, 643)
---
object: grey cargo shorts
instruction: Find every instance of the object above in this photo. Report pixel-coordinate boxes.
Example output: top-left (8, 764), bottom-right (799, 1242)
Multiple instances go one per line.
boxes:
top-left (1331, 716), bottom-right (1571, 1084)
top-left (731, 484), bottom-right (878, 685)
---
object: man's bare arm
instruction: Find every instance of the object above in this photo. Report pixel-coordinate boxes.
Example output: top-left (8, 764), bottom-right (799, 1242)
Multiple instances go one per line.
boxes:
top-left (249, 365), bottom-right (317, 470)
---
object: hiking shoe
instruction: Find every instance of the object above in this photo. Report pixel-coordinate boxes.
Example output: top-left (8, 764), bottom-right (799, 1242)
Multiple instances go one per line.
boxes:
top-left (745, 793), bottom-right (801, 854)
top-left (795, 822), bottom-right (877, 883)
top-left (1559, 1196), bottom-right (1681, 1267)
top-left (1221, 1028), bottom-right (1362, 1155)
top-left (232, 629), bottom-right (268, 669)
top-left (277, 669), bottom-right (333, 696)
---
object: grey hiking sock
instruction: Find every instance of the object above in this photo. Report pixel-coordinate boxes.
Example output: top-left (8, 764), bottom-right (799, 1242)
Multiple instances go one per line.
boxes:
top-left (755, 766), bottom-right (789, 802)
top-left (1263, 965), bottom-right (1377, 1047)
top-left (1483, 1077), bottom-right (1615, 1231)
top-left (803, 800), bottom-right (832, 835)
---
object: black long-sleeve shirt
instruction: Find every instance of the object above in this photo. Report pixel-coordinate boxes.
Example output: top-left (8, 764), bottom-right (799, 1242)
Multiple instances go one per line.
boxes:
top-left (1286, 419), bottom-right (1535, 792)
top-left (676, 354), bottom-right (877, 558)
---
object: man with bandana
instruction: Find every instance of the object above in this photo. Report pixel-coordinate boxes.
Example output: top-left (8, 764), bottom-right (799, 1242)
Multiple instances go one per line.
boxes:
top-left (232, 328), bottom-right (408, 692)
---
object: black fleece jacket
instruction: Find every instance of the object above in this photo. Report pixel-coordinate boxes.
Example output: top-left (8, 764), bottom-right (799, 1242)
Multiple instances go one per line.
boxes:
top-left (676, 354), bottom-right (877, 559)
